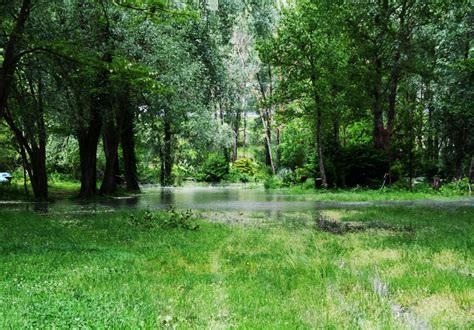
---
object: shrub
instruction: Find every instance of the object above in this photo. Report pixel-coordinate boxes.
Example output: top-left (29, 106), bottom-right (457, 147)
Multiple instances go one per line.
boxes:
top-left (198, 154), bottom-right (229, 182)
top-left (278, 168), bottom-right (295, 186)
top-left (264, 176), bottom-right (284, 189)
top-left (440, 178), bottom-right (470, 195)
top-left (233, 158), bottom-right (255, 175)
top-left (225, 167), bottom-right (251, 183)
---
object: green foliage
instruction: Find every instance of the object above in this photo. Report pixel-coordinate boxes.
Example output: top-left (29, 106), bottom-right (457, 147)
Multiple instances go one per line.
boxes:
top-left (233, 158), bottom-right (255, 175)
top-left (263, 176), bottom-right (284, 189)
top-left (225, 167), bottom-right (251, 183)
top-left (226, 158), bottom-right (256, 182)
top-left (440, 178), bottom-right (471, 195)
top-left (278, 119), bottom-right (313, 170)
top-left (198, 154), bottom-right (229, 182)
top-left (129, 206), bottom-right (198, 230)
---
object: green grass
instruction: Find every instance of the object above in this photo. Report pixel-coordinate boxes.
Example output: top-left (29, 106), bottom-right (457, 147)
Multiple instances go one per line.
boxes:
top-left (280, 185), bottom-right (472, 202)
top-left (0, 207), bottom-right (473, 328)
top-left (0, 179), bottom-right (81, 201)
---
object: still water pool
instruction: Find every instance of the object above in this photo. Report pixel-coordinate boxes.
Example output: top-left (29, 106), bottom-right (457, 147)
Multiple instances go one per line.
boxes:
top-left (1, 185), bottom-right (473, 214)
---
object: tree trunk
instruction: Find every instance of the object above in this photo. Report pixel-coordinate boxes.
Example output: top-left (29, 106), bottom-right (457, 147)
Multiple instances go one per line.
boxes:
top-left (276, 125), bottom-right (281, 169)
top-left (315, 100), bottom-right (327, 188)
top-left (119, 88), bottom-right (140, 192)
top-left (333, 114), bottom-right (344, 187)
top-left (232, 107), bottom-right (241, 162)
top-left (0, 0), bottom-right (32, 119)
top-left (161, 116), bottom-right (173, 186)
top-left (4, 111), bottom-right (48, 201)
top-left (30, 150), bottom-right (48, 200)
top-left (372, 57), bottom-right (385, 149)
top-left (242, 111), bottom-right (247, 158)
top-left (469, 156), bottom-right (474, 194)
top-left (256, 72), bottom-right (275, 174)
top-left (78, 92), bottom-right (103, 198)
top-left (260, 112), bottom-right (275, 174)
top-left (99, 122), bottom-right (120, 195)
top-left (264, 110), bottom-right (273, 167)
top-left (78, 127), bottom-right (101, 198)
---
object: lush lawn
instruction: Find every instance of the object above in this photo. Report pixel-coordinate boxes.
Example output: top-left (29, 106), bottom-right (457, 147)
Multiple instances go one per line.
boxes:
top-left (0, 207), bottom-right (473, 328)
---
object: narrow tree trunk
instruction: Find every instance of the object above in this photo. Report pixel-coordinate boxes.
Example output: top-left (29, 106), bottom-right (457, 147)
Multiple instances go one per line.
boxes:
top-left (264, 110), bottom-right (272, 167)
top-left (469, 156), bottom-right (473, 194)
top-left (161, 117), bottom-right (173, 186)
top-left (232, 108), bottom-right (241, 162)
top-left (333, 114), bottom-right (344, 187)
top-left (373, 57), bottom-right (385, 149)
top-left (408, 102), bottom-right (415, 191)
top-left (256, 72), bottom-right (275, 174)
top-left (315, 100), bottom-right (328, 188)
top-left (276, 125), bottom-right (281, 169)
top-left (242, 111), bottom-right (247, 158)
top-left (260, 111), bottom-right (275, 174)
top-left (21, 146), bottom-right (29, 196)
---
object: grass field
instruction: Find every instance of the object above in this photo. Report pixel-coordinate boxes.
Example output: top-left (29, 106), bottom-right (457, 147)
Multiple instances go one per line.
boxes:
top-left (0, 207), bottom-right (473, 328)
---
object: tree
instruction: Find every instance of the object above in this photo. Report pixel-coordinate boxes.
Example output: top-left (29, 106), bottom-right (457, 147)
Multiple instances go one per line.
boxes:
top-left (261, 0), bottom-right (348, 187)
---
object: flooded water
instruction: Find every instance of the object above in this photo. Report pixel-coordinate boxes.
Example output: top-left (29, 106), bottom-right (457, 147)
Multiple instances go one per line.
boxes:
top-left (0, 185), bottom-right (473, 214)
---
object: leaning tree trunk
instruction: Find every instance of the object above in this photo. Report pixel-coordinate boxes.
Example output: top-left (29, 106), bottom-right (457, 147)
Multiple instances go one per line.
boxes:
top-left (0, 0), bottom-right (32, 119)
top-left (4, 118), bottom-right (48, 200)
top-left (3, 80), bottom-right (48, 201)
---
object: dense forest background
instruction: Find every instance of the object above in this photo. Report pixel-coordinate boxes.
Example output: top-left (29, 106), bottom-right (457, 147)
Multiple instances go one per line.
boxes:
top-left (0, 0), bottom-right (472, 200)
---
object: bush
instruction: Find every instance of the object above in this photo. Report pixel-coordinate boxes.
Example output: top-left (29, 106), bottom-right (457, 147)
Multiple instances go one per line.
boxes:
top-left (129, 207), bottom-right (199, 230)
top-left (225, 158), bottom-right (256, 183)
top-left (278, 168), bottom-right (295, 186)
top-left (198, 154), bottom-right (229, 182)
top-left (440, 178), bottom-right (470, 195)
top-left (264, 176), bottom-right (284, 189)
top-left (225, 167), bottom-right (251, 183)
top-left (233, 158), bottom-right (255, 175)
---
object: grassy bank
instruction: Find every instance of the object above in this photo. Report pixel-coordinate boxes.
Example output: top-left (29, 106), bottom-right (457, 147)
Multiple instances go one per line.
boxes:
top-left (283, 187), bottom-right (472, 202)
top-left (1, 207), bottom-right (472, 328)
